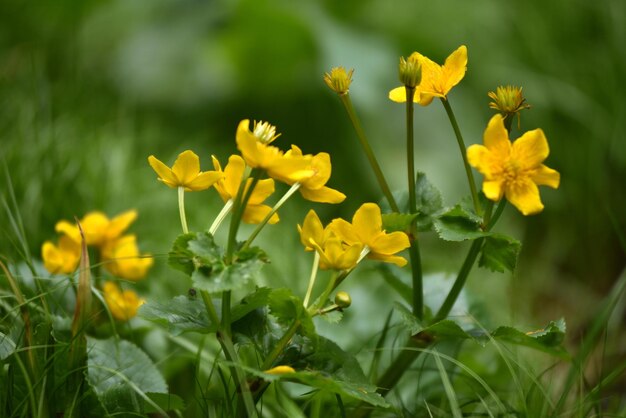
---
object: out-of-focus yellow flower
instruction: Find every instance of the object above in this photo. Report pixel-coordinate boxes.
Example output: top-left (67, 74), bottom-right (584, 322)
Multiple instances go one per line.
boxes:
top-left (297, 209), bottom-right (326, 251)
top-left (264, 365), bottom-right (296, 375)
top-left (148, 150), bottom-right (221, 192)
top-left (56, 210), bottom-right (137, 247)
top-left (212, 154), bottom-right (279, 224)
top-left (329, 203), bottom-right (411, 267)
top-left (467, 114), bottom-right (560, 215)
top-left (389, 45), bottom-right (467, 106)
top-left (285, 145), bottom-right (346, 204)
top-left (41, 235), bottom-right (81, 274)
top-left (236, 119), bottom-right (314, 184)
top-left (323, 67), bottom-right (354, 95)
top-left (101, 235), bottom-right (153, 281)
top-left (102, 281), bottom-right (144, 321)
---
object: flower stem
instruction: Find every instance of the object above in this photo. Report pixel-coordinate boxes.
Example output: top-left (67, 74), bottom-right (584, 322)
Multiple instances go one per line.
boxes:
top-left (405, 86), bottom-right (424, 319)
top-left (226, 170), bottom-right (261, 262)
top-left (209, 199), bottom-right (234, 236)
top-left (303, 251), bottom-right (320, 308)
top-left (261, 319), bottom-right (301, 370)
top-left (440, 98), bottom-right (481, 215)
top-left (339, 93), bottom-right (399, 213)
top-left (200, 290), bottom-right (220, 327)
top-left (242, 182), bottom-right (301, 250)
top-left (177, 186), bottom-right (189, 234)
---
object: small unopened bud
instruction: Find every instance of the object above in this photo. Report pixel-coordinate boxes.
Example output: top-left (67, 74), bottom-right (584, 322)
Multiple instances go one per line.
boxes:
top-left (334, 291), bottom-right (352, 309)
top-left (488, 85), bottom-right (531, 122)
top-left (398, 54), bottom-right (422, 88)
top-left (324, 67), bottom-right (354, 95)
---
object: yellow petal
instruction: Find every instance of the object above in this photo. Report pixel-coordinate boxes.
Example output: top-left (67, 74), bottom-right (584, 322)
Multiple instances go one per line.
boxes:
top-left (172, 150), bottom-right (201, 186)
top-left (55, 220), bottom-right (81, 243)
top-left (467, 145), bottom-right (492, 175)
top-left (236, 119), bottom-right (262, 168)
top-left (248, 178), bottom-right (275, 205)
top-left (530, 164), bottom-right (560, 189)
top-left (298, 210), bottom-right (324, 250)
top-left (352, 203), bottom-right (383, 245)
top-left (266, 156), bottom-right (314, 184)
top-left (222, 154), bottom-right (245, 199)
top-left (186, 170), bottom-right (222, 192)
top-left (483, 115), bottom-right (512, 158)
top-left (302, 152), bottom-right (332, 190)
top-left (388, 86), bottom-right (419, 103)
top-left (80, 212), bottom-right (110, 246)
top-left (242, 204), bottom-right (279, 225)
top-left (106, 210), bottom-right (138, 242)
top-left (148, 155), bottom-right (178, 188)
top-left (264, 365), bottom-right (295, 375)
top-left (483, 180), bottom-right (505, 201)
top-left (328, 218), bottom-right (360, 245)
top-left (512, 128), bottom-right (549, 169)
top-left (300, 186), bottom-right (346, 204)
top-left (505, 179), bottom-right (544, 216)
top-left (367, 252), bottom-right (408, 267)
top-left (370, 231), bottom-right (410, 255)
top-left (441, 45), bottom-right (468, 94)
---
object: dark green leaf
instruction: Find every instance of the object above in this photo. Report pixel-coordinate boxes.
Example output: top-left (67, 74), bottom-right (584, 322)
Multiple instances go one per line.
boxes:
top-left (479, 234), bottom-right (521, 273)
top-left (433, 205), bottom-right (491, 241)
top-left (167, 233), bottom-right (197, 275)
top-left (139, 295), bottom-right (214, 335)
top-left (491, 319), bottom-right (569, 358)
top-left (416, 319), bottom-right (478, 344)
top-left (141, 393), bottom-right (185, 413)
top-left (414, 171), bottom-right (444, 231)
top-left (394, 302), bottom-right (422, 334)
top-left (382, 213), bottom-right (417, 234)
top-left (269, 288), bottom-right (315, 340)
top-left (231, 287), bottom-right (272, 321)
top-left (0, 332), bottom-right (16, 360)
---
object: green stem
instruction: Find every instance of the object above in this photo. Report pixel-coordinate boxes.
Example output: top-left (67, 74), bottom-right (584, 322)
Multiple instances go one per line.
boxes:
top-left (303, 251), bottom-right (320, 308)
top-left (406, 87), bottom-right (417, 213)
top-left (242, 182), bottom-right (301, 249)
top-left (217, 330), bottom-right (258, 417)
top-left (177, 187), bottom-right (189, 234)
top-left (339, 94), bottom-right (399, 213)
top-left (409, 237), bottom-right (423, 319)
top-left (261, 319), bottom-right (301, 370)
top-left (487, 199), bottom-right (507, 230)
top-left (308, 272), bottom-right (339, 316)
top-left (226, 170), bottom-right (261, 262)
top-left (200, 290), bottom-right (220, 327)
top-left (440, 99), bottom-right (481, 215)
top-left (209, 199), bottom-right (234, 235)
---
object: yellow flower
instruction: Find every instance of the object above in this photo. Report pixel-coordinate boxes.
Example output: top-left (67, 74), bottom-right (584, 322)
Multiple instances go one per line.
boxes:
top-left (488, 85), bottom-right (531, 128)
top-left (41, 235), bottom-right (81, 274)
top-left (323, 67), bottom-right (354, 95)
top-left (211, 154), bottom-right (279, 224)
top-left (285, 145), bottom-right (346, 204)
top-left (329, 203), bottom-right (411, 267)
top-left (102, 281), bottom-right (144, 321)
top-left (264, 365), bottom-right (296, 375)
top-left (148, 150), bottom-right (221, 191)
top-left (235, 119), bottom-right (314, 184)
top-left (389, 45), bottom-right (467, 106)
top-left (298, 210), bottom-right (362, 271)
top-left (55, 210), bottom-right (137, 247)
top-left (467, 114), bottom-right (560, 215)
top-left (101, 235), bottom-right (153, 281)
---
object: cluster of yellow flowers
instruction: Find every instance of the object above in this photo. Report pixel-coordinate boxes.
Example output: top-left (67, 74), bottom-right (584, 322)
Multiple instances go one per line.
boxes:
top-left (41, 210), bottom-right (152, 321)
top-left (298, 203), bottom-right (410, 271)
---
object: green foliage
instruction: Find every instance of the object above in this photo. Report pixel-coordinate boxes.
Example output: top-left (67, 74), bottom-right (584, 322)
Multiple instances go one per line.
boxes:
top-left (168, 231), bottom-right (268, 292)
top-left (479, 234), bottom-right (521, 273)
top-left (87, 337), bottom-right (168, 414)
top-left (268, 288), bottom-right (316, 340)
top-left (433, 205), bottom-right (491, 241)
top-left (140, 294), bottom-right (213, 335)
top-left (0, 333), bottom-right (16, 360)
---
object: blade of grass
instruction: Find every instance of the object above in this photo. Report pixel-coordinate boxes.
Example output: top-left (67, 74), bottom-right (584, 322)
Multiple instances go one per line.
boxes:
top-left (432, 348), bottom-right (462, 418)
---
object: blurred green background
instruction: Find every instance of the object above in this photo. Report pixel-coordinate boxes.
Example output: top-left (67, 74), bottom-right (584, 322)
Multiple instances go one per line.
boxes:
top-left (2, 0), bottom-right (625, 346)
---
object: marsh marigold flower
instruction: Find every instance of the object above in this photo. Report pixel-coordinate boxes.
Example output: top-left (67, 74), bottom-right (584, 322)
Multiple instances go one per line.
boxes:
top-left (148, 150), bottom-right (221, 191)
top-left (329, 203), bottom-right (411, 267)
top-left (101, 235), bottom-right (153, 281)
top-left (235, 119), bottom-right (314, 184)
top-left (467, 114), bottom-right (560, 215)
top-left (55, 210), bottom-right (137, 247)
top-left (323, 67), bottom-right (354, 95)
top-left (285, 145), bottom-right (346, 204)
top-left (389, 45), bottom-right (467, 106)
top-left (212, 154), bottom-right (279, 224)
top-left (41, 235), bottom-right (81, 274)
top-left (102, 281), bottom-right (144, 321)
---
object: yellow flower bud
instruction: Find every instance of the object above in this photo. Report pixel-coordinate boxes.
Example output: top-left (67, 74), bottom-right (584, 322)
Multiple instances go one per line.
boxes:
top-left (488, 85), bottom-right (531, 126)
top-left (323, 67), bottom-right (354, 95)
top-left (334, 291), bottom-right (352, 309)
top-left (264, 365), bottom-right (296, 375)
top-left (398, 54), bottom-right (422, 88)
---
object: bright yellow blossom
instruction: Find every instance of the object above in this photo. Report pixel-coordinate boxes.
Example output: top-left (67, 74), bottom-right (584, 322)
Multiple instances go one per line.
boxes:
top-left (389, 45), bottom-right (467, 106)
top-left (329, 203), bottom-right (411, 267)
top-left (311, 234), bottom-right (363, 271)
top-left (101, 235), bottom-right (153, 281)
top-left (148, 150), bottom-right (221, 191)
top-left (235, 119), bottom-right (314, 184)
top-left (102, 281), bottom-right (144, 321)
top-left (212, 154), bottom-right (279, 224)
top-left (467, 114), bottom-right (560, 215)
top-left (41, 235), bottom-right (81, 274)
top-left (297, 209), bottom-right (326, 251)
top-left (264, 365), bottom-right (296, 375)
top-left (55, 210), bottom-right (137, 247)
top-left (285, 145), bottom-right (346, 204)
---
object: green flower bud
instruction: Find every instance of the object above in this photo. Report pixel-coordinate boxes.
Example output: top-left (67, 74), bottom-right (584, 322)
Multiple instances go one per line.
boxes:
top-left (398, 54), bottom-right (422, 88)
top-left (334, 291), bottom-right (352, 309)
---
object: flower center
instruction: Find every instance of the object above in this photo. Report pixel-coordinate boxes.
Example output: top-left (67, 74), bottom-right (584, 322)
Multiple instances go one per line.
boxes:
top-left (503, 158), bottom-right (522, 182)
top-left (253, 121), bottom-right (280, 144)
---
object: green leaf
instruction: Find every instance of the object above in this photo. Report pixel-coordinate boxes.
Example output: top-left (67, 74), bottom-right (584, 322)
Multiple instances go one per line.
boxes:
top-left (414, 171), bottom-right (444, 231)
top-left (168, 231), bottom-right (268, 293)
top-left (269, 288), bottom-right (315, 340)
top-left (382, 213), bottom-right (417, 234)
top-left (139, 295), bottom-right (213, 335)
top-left (0, 332), bottom-right (16, 360)
top-left (141, 392), bottom-right (185, 413)
top-left (433, 205), bottom-right (491, 241)
top-left (491, 319), bottom-right (569, 358)
top-left (394, 302), bottom-right (422, 334)
top-left (416, 319), bottom-right (478, 344)
top-left (318, 308), bottom-right (343, 324)
top-left (231, 287), bottom-right (272, 321)
top-left (479, 234), bottom-right (521, 273)
top-left (87, 337), bottom-right (168, 414)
